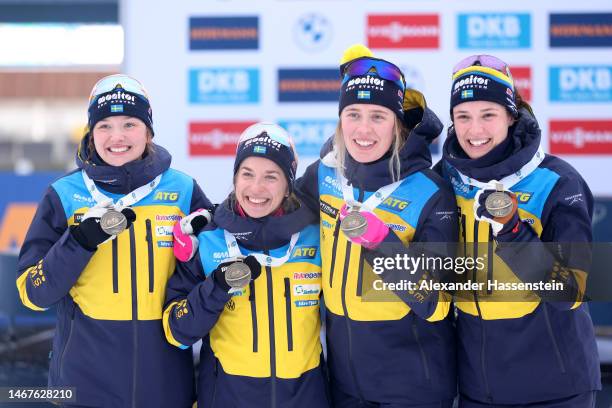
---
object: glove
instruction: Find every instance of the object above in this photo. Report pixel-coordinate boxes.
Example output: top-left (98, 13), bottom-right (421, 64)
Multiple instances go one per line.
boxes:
top-left (71, 200), bottom-right (137, 251)
top-left (212, 255), bottom-right (262, 292)
top-left (474, 181), bottom-right (520, 237)
top-left (339, 204), bottom-right (389, 249)
top-left (173, 208), bottom-right (212, 262)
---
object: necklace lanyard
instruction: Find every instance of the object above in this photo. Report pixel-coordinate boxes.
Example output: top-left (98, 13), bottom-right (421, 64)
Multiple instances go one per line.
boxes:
top-left (223, 230), bottom-right (300, 267)
top-left (82, 170), bottom-right (162, 207)
top-left (338, 172), bottom-right (404, 212)
top-left (452, 146), bottom-right (545, 189)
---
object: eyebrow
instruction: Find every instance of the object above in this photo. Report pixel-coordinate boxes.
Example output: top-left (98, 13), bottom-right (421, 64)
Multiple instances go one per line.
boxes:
top-left (240, 166), bottom-right (280, 175)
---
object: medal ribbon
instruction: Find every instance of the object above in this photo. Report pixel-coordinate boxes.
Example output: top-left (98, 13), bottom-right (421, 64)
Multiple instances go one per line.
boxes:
top-left (338, 172), bottom-right (404, 212)
top-left (82, 170), bottom-right (162, 207)
top-left (450, 146), bottom-right (545, 190)
top-left (223, 230), bottom-right (300, 267)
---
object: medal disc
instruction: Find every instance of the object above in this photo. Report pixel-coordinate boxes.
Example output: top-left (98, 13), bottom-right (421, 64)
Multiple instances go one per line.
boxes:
top-left (225, 261), bottom-right (252, 288)
top-left (485, 192), bottom-right (514, 218)
top-left (100, 209), bottom-right (128, 235)
top-left (340, 211), bottom-right (368, 238)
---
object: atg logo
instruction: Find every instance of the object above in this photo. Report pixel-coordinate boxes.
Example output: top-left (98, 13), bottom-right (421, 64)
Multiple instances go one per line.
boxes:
top-left (153, 191), bottom-right (179, 202)
top-left (291, 246), bottom-right (317, 260)
top-left (550, 13), bottom-right (612, 47)
top-left (379, 196), bottom-right (410, 213)
top-left (189, 121), bottom-right (257, 156)
top-left (510, 66), bottom-right (532, 102)
top-left (277, 69), bottom-right (340, 102)
top-left (189, 16), bottom-right (258, 50)
top-left (189, 68), bottom-right (259, 104)
top-left (549, 120), bottom-right (612, 155)
top-left (549, 66), bottom-right (612, 102)
top-left (294, 13), bottom-right (333, 52)
top-left (367, 14), bottom-right (439, 49)
top-left (458, 13), bottom-right (531, 49)
top-left (278, 119), bottom-right (336, 157)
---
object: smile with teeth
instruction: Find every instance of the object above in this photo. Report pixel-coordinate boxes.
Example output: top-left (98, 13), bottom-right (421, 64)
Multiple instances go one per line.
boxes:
top-left (247, 196), bottom-right (269, 205)
top-left (108, 146), bottom-right (131, 153)
top-left (468, 139), bottom-right (491, 147)
top-left (354, 139), bottom-right (375, 147)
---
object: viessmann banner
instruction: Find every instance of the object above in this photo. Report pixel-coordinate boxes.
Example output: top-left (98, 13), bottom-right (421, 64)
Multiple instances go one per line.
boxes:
top-left (122, 0), bottom-right (612, 202)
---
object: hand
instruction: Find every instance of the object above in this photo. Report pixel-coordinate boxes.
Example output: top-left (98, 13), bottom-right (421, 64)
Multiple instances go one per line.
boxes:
top-left (339, 204), bottom-right (389, 249)
top-left (71, 200), bottom-right (136, 250)
top-left (473, 181), bottom-right (520, 237)
top-left (213, 255), bottom-right (262, 292)
top-left (173, 209), bottom-right (212, 262)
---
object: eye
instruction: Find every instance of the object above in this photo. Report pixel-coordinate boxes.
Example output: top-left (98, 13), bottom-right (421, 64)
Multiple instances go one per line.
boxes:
top-left (345, 112), bottom-right (359, 119)
top-left (240, 170), bottom-right (253, 178)
top-left (96, 123), bottom-right (110, 130)
top-left (483, 113), bottom-right (497, 120)
top-left (265, 174), bottom-right (279, 181)
top-left (455, 114), bottom-right (469, 121)
top-left (124, 122), bottom-right (137, 128)
top-left (372, 114), bottom-right (386, 121)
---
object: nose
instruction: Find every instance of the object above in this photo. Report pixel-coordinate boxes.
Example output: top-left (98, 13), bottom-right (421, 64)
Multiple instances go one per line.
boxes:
top-left (469, 118), bottom-right (486, 135)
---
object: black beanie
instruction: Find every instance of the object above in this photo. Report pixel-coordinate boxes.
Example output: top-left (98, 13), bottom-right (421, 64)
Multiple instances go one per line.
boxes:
top-left (233, 123), bottom-right (297, 192)
top-left (88, 87), bottom-right (154, 135)
top-left (339, 73), bottom-right (405, 123)
top-left (450, 65), bottom-right (518, 119)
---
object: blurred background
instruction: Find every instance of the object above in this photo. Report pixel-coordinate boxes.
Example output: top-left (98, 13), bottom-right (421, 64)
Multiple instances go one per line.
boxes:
top-left (0, 0), bottom-right (611, 406)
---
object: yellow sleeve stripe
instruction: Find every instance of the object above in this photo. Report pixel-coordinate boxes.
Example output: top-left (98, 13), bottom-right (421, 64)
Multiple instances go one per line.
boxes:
top-left (570, 268), bottom-right (588, 310)
top-left (425, 291), bottom-right (452, 322)
top-left (16, 267), bottom-right (47, 311)
top-left (162, 301), bottom-right (188, 349)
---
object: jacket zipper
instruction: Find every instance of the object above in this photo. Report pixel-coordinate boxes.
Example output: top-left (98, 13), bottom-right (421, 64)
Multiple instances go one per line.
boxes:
top-left (284, 278), bottom-right (294, 351)
top-left (249, 280), bottom-right (258, 353)
top-left (264, 252), bottom-right (277, 408)
top-left (328, 221), bottom-right (342, 288)
top-left (112, 239), bottom-right (119, 293)
top-left (340, 241), bottom-right (365, 403)
top-left (486, 228), bottom-right (493, 295)
top-left (129, 225), bottom-right (139, 408)
top-left (145, 219), bottom-right (154, 293)
top-left (542, 304), bottom-right (567, 373)
top-left (472, 220), bottom-right (493, 402)
top-left (58, 302), bottom-right (76, 379)
top-left (411, 323), bottom-right (431, 380)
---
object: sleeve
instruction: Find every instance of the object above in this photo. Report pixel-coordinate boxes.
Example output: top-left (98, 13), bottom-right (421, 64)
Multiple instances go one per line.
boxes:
top-left (295, 160), bottom-right (321, 220)
top-left (363, 183), bottom-right (459, 322)
top-left (162, 253), bottom-right (232, 349)
top-left (16, 186), bottom-right (96, 310)
top-left (190, 179), bottom-right (215, 212)
top-left (494, 175), bottom-right (593, 310)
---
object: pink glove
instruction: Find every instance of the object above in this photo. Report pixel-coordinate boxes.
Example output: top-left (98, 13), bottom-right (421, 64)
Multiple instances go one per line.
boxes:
top-left (339, 204), bottom-right (389, 249)
top-left (173, 209), bottom-right (212, 262)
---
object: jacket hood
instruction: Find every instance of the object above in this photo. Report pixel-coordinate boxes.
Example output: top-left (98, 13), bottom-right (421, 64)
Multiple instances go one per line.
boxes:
top-left (320, 106), bottom-right (443, 191)
top-left (76, 132), bottom-right (171, 194)
top-left (213, 196), bottom-right (317, 251)
top-left (442, 107), bottom-right (541, 182)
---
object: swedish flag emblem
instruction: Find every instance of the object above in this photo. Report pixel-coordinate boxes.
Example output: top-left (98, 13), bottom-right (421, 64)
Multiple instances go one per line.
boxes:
top-left (254, 146), bottom-right (266, 154)
top-left (110, 104), bottom-right (124, 113)
top-left (357, 90), bottom-right (371, 100)
top-left (461, 90), bottom-right (473, 99)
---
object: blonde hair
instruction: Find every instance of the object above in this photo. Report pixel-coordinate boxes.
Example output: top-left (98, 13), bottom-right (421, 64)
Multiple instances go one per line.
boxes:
top-left (333, 117), bottom-right (407, 183)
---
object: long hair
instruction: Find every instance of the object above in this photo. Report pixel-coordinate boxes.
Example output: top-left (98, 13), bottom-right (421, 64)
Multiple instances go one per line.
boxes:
top-left (332, 117), bottom-right (408, 183)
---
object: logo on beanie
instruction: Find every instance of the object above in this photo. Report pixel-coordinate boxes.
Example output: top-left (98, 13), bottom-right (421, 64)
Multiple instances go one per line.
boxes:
top-left (97, 91), bottom-right (136, 106)
top-left (253, 145), bottom-right (266, 154)
top-left (357, 90), bottom-right (371, 100)
top-left (110, 104), bottom-right (124, 113)
top-left (453, 74), bottom-right (490, 93)
top-left (345, 75), bottom-right (386, 91)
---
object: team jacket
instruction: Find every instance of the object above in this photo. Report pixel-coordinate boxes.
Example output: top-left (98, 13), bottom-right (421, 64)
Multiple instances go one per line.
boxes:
top-left (16, 138), bottom-right (212, 408)
top-left (296, 106), bottom-right (459, 405)
top-left (435, 108), bottom-right (601, 404)
top-left (163, 199), bottom-right (330, 408)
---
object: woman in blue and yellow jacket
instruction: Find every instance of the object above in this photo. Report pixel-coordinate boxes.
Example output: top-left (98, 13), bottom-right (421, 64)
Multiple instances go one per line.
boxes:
top-left (16, 74), bottom-right (212, 408)
top-left (296, 45), bottom-right (458, 407)
top-left (163, 123), bottom-right (330, 408)
top-left (436, 55), bottom-right (600, 407)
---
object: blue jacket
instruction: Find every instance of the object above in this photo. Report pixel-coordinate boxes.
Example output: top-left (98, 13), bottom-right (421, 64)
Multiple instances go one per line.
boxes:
top-left (296, 106), bottom-right (458, 405)
top-left (435, 108), bottom-right (601, 404)
top-left (163, 199), bottom-right (330, 408)
top-left (16, 137), bottom-right (212, 408)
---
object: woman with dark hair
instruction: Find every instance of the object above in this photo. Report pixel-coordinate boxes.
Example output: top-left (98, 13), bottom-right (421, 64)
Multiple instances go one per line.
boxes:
top-left (436, 55), bottom-right (601, 407)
